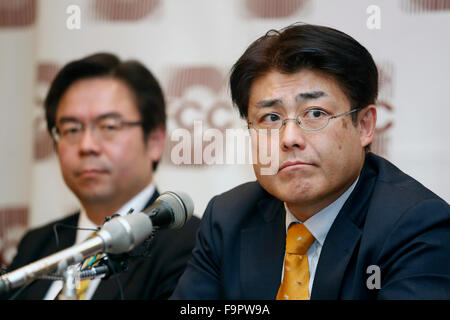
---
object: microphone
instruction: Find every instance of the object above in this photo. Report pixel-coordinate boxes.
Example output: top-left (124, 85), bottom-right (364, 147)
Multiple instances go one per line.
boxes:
top-left (0, 191), bottom-right (194, 295)
top-left (143, 191), bottom-right (194, 230)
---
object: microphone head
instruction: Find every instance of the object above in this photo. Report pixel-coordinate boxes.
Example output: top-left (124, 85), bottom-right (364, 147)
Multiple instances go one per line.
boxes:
top-left (159, 191), bottom-right (194, 229)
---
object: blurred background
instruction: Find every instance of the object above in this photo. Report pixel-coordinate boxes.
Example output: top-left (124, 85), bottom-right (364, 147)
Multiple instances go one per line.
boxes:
top-left (0, 0), bottom-right (449, 266)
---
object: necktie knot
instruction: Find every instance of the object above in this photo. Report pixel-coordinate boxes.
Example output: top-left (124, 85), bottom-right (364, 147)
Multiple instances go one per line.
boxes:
top-left (285, 223), bottom-right (315, 255)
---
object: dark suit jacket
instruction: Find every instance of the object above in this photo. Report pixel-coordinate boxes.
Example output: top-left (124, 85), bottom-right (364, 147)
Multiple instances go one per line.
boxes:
top-left (172, 153), bottom-right (450, 299)
top-left (4, 190), bottom-right (201, 300)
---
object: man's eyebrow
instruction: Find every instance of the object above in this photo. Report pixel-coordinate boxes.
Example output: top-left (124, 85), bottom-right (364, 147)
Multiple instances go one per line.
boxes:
top-left (256, 98), bottom-right (284, 108)
top-left (57, 116), bottom-right (81, 124)
top-left (255, 91), bottom-right (327, 108)
top-left (96, 112), bottom-right (122, 120)
top-left (57, 112), bottom-right (123, 124)
top-left (295, 90), bottom-right (327, 102)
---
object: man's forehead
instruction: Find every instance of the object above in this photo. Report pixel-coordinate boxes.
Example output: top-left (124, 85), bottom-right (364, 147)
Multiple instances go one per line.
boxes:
top-left (64, 77), bottom-right (128, 97)
top-left (56, 77), bottom-right (138, 120)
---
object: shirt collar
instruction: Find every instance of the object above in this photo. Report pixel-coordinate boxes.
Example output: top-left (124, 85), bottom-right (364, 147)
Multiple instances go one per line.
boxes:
top-left (76, 183), bottom-right (156, 243)
top-left (285, 176), bottom-right (359, 246)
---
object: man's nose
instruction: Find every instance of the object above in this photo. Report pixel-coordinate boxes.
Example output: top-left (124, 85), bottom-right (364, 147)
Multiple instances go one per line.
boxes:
top-left (78, 127), bottom-right (102, 155)
top-left (280, 119), bottom-right (307, 151)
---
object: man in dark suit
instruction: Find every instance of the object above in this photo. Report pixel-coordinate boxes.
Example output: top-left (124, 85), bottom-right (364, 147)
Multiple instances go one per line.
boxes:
top-left (4, 53), bottom-right (200, 300)
top-left (171, 24), bottom-right (450, 300)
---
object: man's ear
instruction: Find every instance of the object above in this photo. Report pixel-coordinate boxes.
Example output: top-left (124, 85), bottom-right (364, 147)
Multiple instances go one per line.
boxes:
top-left (358, 105), bottom-right (377, 148)
top-left (146, 125), bottom-right (167, 164)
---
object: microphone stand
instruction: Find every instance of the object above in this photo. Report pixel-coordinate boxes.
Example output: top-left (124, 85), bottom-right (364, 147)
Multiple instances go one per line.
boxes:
top-left (51, 254), bottom-right (129, 300)
top-left (58, 265), bottom-right (78, 300)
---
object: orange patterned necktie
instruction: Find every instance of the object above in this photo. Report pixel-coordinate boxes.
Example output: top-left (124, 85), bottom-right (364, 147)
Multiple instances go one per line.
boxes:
top-left (276, 223), bottom-right (315, 300)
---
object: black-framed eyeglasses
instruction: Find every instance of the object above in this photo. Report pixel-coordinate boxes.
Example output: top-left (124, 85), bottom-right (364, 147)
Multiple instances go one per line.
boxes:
top-left (247, 107), bottom-right (362, 133)
top-left (51, 116), bottom-right (143, 144)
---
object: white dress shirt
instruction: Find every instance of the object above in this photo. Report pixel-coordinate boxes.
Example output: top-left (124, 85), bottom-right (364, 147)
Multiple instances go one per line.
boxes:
top-left (281, 177), bottom-right (359, 295)
top-left (44, 183), bottom-right (156, 300)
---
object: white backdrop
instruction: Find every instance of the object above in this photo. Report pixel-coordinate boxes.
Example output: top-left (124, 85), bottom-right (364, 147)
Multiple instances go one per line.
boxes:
top-left (1, 0), bottom-right (449, 265)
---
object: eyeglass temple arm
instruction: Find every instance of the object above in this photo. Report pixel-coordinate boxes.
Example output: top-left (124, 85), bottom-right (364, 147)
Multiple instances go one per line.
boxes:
top-left (329, 107), bottom-right (362, 119)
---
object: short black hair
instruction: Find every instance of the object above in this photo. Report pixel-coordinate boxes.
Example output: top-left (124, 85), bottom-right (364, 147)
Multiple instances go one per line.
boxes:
top-left (230, 23), bottom-right (378, 124)
top-left (44, 52), bottom-right (166, 169)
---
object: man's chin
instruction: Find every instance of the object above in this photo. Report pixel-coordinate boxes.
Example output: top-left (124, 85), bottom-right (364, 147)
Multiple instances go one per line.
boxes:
top-left (260, 178), bottom-right (316, 201)
top-left (74, 187), bottom-right (114, 204)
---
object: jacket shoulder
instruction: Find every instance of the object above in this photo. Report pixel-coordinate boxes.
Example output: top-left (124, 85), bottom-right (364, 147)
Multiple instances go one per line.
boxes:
top-left (7, 213), bottom-right (79, 271)
top-left (212, 181), bottom-right (269, 211)
top-left (368, 153), bottom-right (448, 214)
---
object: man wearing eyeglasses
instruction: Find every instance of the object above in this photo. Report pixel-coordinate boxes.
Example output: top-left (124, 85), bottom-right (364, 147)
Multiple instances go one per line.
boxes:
top-left (5, 53), bottom-right (200, 300)
top-left (172, 24), bottom-right (450, 300)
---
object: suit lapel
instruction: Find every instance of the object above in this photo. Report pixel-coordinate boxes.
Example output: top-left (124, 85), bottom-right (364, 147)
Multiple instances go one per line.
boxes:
top-left (52, 214), bottom-right (79, 251)
top-left (142, 189), bottom-right (160, 210)
top-left (240, 197), bottom-right (286, 299)
top-left (310, 214), bottom-right (361, 299)
top-left (91, 261), bottom-right (131, 299)
top-left (311, 154), bottom-right (378, 299)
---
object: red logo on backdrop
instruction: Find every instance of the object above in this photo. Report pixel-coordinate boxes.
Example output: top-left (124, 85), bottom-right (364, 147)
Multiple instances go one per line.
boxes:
top-left (163, 66), bottom-right (234, 166)
top-left (373, 101), bottom-right (393, 157)
top-left (0, 207), bottom-right (28, 266)
top-left (372, 61), bottom-right (395, 158)
top-left (401, 0), bottom-right (450, 13)
top-left (33, 62), bottom-right (61, 161)
top-left (0, 0), bottom-right (36, 27)
top-left (93, 0), bottom-right (160, 21)
top-left (245, 0), bottom-right (308, 18)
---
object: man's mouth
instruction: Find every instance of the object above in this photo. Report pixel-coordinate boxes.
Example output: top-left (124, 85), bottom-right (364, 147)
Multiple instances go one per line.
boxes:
top-left (77, 168), bottom-right (109, 177)
top-left (278, 160), bottom-right (314, 172)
